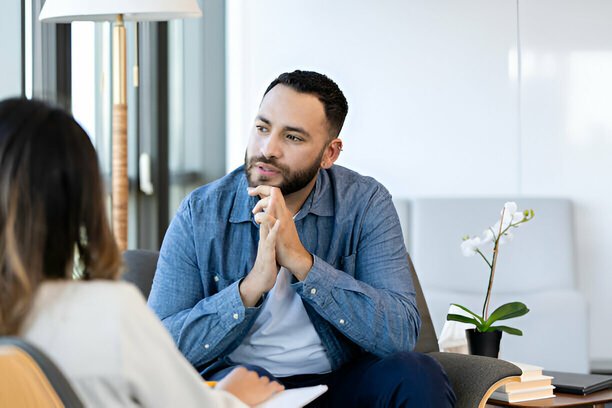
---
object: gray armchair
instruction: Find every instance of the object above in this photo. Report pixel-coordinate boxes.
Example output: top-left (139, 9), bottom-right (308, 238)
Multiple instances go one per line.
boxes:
top-left (122, 249), bottom-right (159, 299)
top-left (408, 255), bottom-right (522, 408)
top-left (122, 249), bottom-right (522, 408)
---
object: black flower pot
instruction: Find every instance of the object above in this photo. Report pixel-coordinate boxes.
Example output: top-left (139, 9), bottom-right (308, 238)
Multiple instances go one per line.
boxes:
top-left (466, 328), bottom-right (502, 358)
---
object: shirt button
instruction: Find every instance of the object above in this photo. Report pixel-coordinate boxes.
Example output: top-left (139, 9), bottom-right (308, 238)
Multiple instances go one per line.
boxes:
top-left (310, 288), bottom-right (317, 295)
top-left (339, 319), bottom-right (346, 325)
top-left (233, 313), bottom-right (239, 320)
top-left (214, 275), bottom-right (220, 282)
top-left (204, 344), bottom-right (210, 349)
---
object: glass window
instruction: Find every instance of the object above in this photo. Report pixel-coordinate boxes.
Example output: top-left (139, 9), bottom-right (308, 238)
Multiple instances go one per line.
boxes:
top-left (167, 1), bottom-right (227, 221)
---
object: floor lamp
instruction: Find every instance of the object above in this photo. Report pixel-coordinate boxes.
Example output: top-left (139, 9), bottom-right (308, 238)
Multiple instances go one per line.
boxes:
top-left (39, 0), bottom-right (202, 251)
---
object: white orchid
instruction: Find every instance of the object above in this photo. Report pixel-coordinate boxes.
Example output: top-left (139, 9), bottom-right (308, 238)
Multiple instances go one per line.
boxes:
top-left (503, 201), bottom-right (518, 218)
top-left (449, 202), bottom-right (535, 336)
top-left (481, 229), bottom-right (495, 245)
top-left (486, 202), bottom-right (527, 244)
top-left (461, 236), bottom-right (482, 257)
top-left (511, 210), bottom-right (526, 224)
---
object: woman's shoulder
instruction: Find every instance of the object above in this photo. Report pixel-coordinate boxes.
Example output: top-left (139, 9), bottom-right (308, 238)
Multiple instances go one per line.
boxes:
top-left (35, 280), bottom-right (144, 306)
top-left (24, 280), bottom-right (148, 330)
top-left (84, 279), bottom-right (146, 303)
top-left (22, 279), bottom-right (161, 358)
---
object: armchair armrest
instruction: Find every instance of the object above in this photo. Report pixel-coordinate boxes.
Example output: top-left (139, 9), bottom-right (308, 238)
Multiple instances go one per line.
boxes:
top-left (429, 352), bottom-right (521, 408)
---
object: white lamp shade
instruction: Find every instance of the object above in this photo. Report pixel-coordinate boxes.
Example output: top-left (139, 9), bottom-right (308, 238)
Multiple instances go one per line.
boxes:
top-left (39, 0), bottom-right (202, 22)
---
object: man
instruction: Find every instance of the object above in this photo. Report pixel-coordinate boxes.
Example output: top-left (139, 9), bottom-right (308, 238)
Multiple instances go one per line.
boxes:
top-left (149, 70), bottom-right (455, 406)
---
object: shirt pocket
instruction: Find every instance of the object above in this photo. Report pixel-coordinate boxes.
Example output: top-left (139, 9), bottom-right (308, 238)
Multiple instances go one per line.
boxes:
top-left (339, 253), bottom-right (357, 276)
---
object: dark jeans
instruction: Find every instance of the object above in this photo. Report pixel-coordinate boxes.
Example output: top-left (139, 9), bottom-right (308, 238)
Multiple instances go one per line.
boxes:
top-left (204, 352), bottom-right (456, 407)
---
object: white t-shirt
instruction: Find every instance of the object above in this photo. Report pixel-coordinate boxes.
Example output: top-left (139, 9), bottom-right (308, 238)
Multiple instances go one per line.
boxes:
top-left (19, 280), bottom-right (247, 408)
top-left (228, 267), bottom-right (332, 377)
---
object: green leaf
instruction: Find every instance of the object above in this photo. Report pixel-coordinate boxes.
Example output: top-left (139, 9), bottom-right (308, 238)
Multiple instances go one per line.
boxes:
top-left (446, 314), bottom-right (484, 330)
top-left (450, 303), bottom-right (485, 325)
top-left (483, 302), bottom-right (529, 329)
top-left (488, 325), bottom-right (523, 336)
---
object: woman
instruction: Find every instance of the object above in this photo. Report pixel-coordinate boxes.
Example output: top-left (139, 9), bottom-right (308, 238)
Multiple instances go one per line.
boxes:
top-left (0, 98), bottom-right (283, 407)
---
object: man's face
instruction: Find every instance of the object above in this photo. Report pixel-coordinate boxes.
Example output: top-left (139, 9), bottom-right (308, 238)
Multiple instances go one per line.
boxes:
top-left (245, 84), bottom-right (331, 195)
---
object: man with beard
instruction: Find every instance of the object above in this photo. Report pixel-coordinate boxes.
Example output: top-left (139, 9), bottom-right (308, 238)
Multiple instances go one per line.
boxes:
top-left (149, 70), bottom-right (455, 407)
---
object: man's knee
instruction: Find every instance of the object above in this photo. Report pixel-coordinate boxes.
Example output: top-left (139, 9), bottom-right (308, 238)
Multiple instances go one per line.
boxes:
top-left (378, 352), bottom-right (443, 382)
top-left (373, 352), bottom-right (456, 406)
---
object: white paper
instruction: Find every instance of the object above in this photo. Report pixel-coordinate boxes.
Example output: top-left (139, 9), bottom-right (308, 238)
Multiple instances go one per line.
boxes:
top-left (256, 385), bottom-right (328, 408)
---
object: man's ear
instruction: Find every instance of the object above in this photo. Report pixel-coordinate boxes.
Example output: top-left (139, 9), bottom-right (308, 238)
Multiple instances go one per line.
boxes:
top-left (321, 138), bottom-right (343, 169)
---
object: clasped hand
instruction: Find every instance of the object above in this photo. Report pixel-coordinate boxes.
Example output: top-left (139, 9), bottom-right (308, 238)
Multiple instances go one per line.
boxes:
top-left (238, 186), bottom-right (313, 307)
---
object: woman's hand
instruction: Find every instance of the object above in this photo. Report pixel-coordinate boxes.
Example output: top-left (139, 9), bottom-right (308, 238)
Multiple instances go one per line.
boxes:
top-left (216, 366), bottom-right (284, 406)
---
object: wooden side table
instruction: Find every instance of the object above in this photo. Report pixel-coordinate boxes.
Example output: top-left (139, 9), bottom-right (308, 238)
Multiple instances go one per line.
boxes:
top-left (486, 389), bottom-right (612, 408)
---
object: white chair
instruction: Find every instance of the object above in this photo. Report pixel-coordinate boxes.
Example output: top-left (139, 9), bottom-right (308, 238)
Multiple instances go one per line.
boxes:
top-left (394, 197), bottom-right (589, 373)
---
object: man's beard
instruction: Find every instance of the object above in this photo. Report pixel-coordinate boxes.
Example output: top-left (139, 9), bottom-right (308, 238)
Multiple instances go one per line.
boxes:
top-left (244, 149), bottom-right (325, 195)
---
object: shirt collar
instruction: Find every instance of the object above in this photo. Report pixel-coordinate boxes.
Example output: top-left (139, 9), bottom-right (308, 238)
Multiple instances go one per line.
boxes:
top-left (229, 167), bottom-right (335, 224)
top-left (229, 169), bottom-right (259, 224)
top-left (296, 168), bottom-right (334, 220)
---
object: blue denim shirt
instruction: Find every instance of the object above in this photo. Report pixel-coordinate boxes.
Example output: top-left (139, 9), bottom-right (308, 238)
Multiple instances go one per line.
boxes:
top-left (148, 165), bottom-right (420, 372)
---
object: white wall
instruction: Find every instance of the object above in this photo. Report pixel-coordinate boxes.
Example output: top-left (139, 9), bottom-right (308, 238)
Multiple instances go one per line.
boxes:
top-left (0, 0), bottom-right (21, 99)
top-left (519, 0), bottom-right (612, 361)
top-left (227, 0), bottom-right (612, 363)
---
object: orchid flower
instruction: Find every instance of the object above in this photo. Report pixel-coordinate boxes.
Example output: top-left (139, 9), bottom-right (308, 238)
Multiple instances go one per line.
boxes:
top-left (448, 202), bottom-right (535, 336)
top-left (461, 236), bottom-right (482, 257)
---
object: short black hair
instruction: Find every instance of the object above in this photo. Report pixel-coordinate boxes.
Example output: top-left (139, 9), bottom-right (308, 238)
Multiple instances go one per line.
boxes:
top-left (264, 70), bottom-right (348, 139)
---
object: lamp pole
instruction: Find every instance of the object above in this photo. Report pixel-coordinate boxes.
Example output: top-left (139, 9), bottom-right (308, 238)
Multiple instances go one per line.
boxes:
top-left (112, 14), bottom-right (128, 250)
top-left (38, 1), bottom-right (203, 252)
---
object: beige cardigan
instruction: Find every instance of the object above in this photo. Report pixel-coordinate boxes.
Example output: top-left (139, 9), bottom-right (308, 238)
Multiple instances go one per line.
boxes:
top-left (20, 280), bottom-right (247, 408)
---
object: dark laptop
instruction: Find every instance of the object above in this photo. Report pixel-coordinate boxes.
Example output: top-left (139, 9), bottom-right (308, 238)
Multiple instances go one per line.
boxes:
top-left (543, 370), bottom-right (612, 395)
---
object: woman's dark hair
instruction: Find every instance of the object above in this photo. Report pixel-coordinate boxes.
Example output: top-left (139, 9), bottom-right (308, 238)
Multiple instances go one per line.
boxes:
top-left (0, 98), bottom-right (122, 335)
top-left (264, 70), bottom-right (349, 139)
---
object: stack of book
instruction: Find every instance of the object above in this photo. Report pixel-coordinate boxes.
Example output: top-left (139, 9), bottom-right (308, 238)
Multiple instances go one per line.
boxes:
top-left (490, 362), bottom-right (556, 403)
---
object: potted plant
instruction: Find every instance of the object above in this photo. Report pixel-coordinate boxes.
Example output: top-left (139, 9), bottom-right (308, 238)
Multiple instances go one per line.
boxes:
top-left (447, 202), bottom-right (534, 357)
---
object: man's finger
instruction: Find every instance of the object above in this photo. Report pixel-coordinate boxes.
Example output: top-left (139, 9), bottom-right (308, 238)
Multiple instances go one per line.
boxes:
top-left (247, 185), bottom-right (280, 198)
top-left (254, 212), bottom-right (277, 226)
top-left (252, 196), bottom-right (271, 214)
top-left (267, 220), bottom-right (280, 242)
top-left (259, 187), bottom-right (285, 218)
top-left (259, 220), bottom-right (270, 240)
